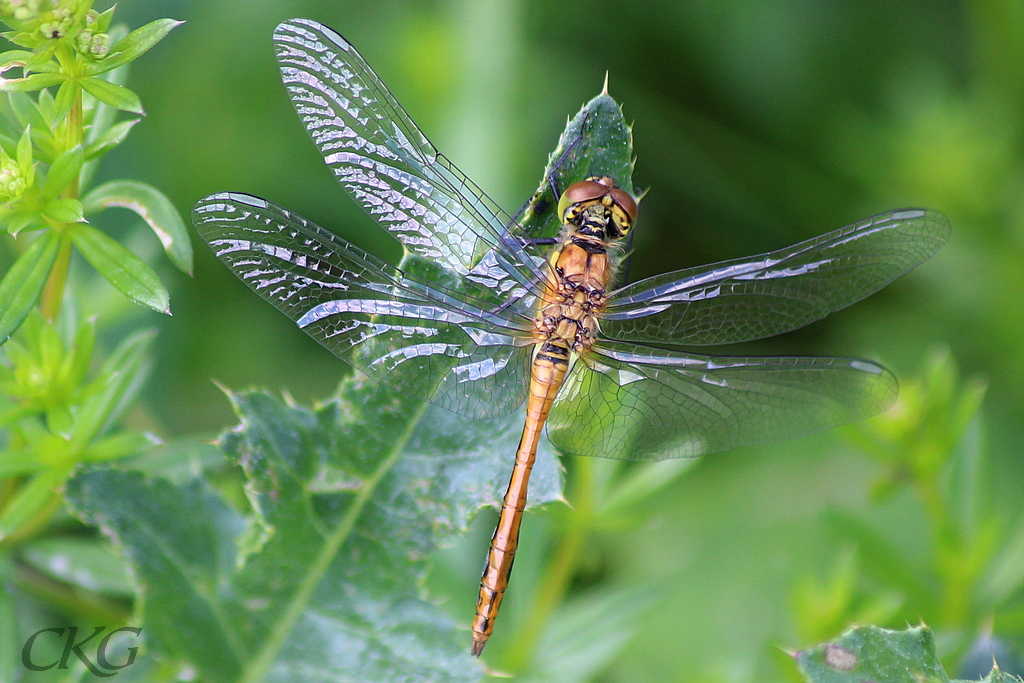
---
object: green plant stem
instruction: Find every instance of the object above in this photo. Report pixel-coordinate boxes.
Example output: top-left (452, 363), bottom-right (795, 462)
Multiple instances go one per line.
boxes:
top-left (0, 476), bottom-right (17, 511)
top-left (40, 79), bottom-right (83, 322)
top-left (39, 232), bottom-right (71, 321)
top-left (503, 455), bottom-right (595, 672)
top-left (14, 561), bottom-right (130, 625)
top-left (65, 86), bottom-right (82, 192)
top-left (0, 487), bottom-right (62, 548)
top-left (919, 474), bottom-right (973, 625)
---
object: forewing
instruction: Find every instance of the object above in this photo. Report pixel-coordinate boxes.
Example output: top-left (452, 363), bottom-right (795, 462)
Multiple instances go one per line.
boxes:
top-left (193, 193), bottom-right (533, 420)
top-left (602, 209), bottom-right (950, 345)
top-left (272, 18), bottom-right (543, 293)
top-left (547, 341), bottom-right (897, 460)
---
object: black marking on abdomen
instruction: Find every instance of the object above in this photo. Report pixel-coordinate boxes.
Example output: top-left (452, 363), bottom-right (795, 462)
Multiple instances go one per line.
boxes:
top-left (537, 342), bottom-right (570, 366)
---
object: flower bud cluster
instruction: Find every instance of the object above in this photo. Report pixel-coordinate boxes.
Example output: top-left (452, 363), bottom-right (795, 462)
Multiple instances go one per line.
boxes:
top-left (36, 6), bottom-right (70, 39)
top-left (75, 26), bottom-right (108, 57)
top-left (0, 157), bottom-right (26, 202)
top-left (0, 0), bottom-right (43, 22)
top-left (1, 1), bottom-right (112, 61)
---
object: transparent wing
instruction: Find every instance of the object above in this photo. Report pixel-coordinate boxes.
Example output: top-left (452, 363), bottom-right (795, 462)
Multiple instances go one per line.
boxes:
top-left (601, 209), bottom-right (950, 346)
top-left (193, 192), bottom-right (534, 420)
top-left (547, 341), bottom-right (897, 460)
top-left (272, 18), bottom-right (544, 297)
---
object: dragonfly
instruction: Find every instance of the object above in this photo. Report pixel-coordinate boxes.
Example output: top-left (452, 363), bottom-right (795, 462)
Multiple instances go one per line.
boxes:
top-left (192, 18), bottom-right (950, 657)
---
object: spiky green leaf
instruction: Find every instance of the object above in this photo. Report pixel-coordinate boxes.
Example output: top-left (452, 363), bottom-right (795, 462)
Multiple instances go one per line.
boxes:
top-left (796, 625), bottom-right (1024, 683)
top-left (518, 90), bottom-right (636, 241)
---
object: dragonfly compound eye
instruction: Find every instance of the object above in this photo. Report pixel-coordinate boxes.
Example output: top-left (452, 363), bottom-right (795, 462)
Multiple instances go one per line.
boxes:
top-left (607, 187), bottom-right (638, 236)
top-left (558, 179), bottom-right (609, 223)
top-left (557, 177), bottom-right (638, 237)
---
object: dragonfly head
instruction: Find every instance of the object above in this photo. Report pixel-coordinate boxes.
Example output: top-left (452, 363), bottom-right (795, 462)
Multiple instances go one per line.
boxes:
top-left (558, 176), bottom-right (638, 240)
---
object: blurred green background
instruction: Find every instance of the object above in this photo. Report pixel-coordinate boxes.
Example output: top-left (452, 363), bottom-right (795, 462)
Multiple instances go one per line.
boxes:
top-left (84, 0), bottom-right (1023, 680)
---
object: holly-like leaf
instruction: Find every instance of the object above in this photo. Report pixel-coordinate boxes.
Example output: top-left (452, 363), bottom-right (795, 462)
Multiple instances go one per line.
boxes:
top-left (68, 223), bottom-right (170, 313)
top-left (67, 378), bottom-right (562, 682)
top-left (796, 625), bottom-right (946, 682)
top-left (83, 179), bottom-right (192, 274)
top-left (977, 671), bottom-right (1024, 683)
top-left (517, 88), bottom-right (636, 242)
top-left (795, 625), bottom-right (1024, 683)
top-left (959, 634), bottom-right (1024, 680)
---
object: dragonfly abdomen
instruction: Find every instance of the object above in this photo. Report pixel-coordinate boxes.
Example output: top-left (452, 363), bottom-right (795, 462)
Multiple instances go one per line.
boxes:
top-left (471, 342), bottom-right (569, 656)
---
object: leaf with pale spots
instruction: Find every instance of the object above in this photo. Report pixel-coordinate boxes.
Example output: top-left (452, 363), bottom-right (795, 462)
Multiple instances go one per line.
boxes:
top-left (795, 625), bottom-right (1023, 683)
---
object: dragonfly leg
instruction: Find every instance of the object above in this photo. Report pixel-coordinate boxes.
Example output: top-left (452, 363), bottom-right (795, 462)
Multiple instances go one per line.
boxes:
top-left (545, 124), bottom-right (586, 199)
top-left (501, 113), bottom-right (591, 245)
top-left (619, 229), bottom-right (637, 286)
